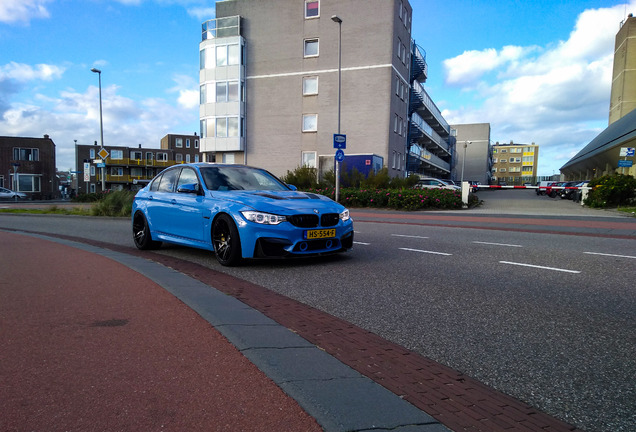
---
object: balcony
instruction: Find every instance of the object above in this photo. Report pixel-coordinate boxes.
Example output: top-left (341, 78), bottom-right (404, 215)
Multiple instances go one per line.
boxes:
top-left (100, 158), bottom-right (179, 168)
top-left (407, 143), bottom-right (451, 176)
top-left (409, 112), bottom-right (451, 157)
top-left (202, 16), bottom-right (241, 40)
top-left (410, 81), bottom-right (449, 136)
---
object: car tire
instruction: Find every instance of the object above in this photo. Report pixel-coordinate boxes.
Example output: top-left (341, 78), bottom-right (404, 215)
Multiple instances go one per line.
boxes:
top-left (132, 212), bottom-right (162, 250)
top-left (212, 214), bottom-right (242, 266)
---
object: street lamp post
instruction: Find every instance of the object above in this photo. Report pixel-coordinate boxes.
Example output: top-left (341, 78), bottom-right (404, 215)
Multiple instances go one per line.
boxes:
top-left (332, 15), bottom-right (342, 202)
top-left (460, 140), bottom-right (471, 184)
top-left (91, 68), bottom-right (106, 192)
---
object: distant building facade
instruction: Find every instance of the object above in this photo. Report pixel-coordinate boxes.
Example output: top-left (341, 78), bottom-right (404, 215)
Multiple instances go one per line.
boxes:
top-left (450, 123), bottom-right (493, 185)
top-left (609, 14), bottom-right (636, 125)
top-left (491, 142), bottom-right (539, 185)
top-left (0, 135), bottom-right (57, 199)
top-left (199, 0), bottom-right (452, 180)
top-left (74, 133), bottom-right (200, 194)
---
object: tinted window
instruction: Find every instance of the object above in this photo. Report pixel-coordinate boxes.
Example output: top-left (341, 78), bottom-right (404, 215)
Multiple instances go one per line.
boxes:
top-left (200, 166), bottom-right (288, 191)
top-left (157, 168), bottom-right (180, 193)
top-left (177, 168), bottom-right (199, 189)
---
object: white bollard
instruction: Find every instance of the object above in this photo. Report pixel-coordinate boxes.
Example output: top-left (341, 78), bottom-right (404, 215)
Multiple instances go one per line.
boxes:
top-left (462, 181), bottom-right (470, 208)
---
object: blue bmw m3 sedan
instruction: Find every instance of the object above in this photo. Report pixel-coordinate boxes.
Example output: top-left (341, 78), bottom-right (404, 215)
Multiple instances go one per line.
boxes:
top-left (132, 163), bottom-right (354, 266)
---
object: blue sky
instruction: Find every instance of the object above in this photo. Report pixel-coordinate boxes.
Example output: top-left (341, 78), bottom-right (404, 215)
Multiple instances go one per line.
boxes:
top-left (1, 0), bottom-right (634, 175)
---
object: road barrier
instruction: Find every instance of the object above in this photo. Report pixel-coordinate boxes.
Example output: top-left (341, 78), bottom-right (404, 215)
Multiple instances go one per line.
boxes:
top-left (461, 182), bottom-right (591, 206)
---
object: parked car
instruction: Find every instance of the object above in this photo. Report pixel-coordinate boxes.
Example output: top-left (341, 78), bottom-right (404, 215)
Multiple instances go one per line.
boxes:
top-left (536, 181), bottom-right (554, 195)
top-left (559, 181), bottom-right (580, 199)
top-left (414, 178), bottom-right (461, 191)
top-left (132, 163), bottom-right (354, 266)
top-left (468, 181), bottom-right (481, 193)
top-left (0, 187), bottom-right (27, 200)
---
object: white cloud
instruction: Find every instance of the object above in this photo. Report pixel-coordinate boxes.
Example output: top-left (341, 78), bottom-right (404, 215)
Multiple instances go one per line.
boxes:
top-left (0, 62), bottom-right (65, 82)
top-left (440, 2), bottom-right (634, 175)
top-left (0, 0), bottom-right (51, 24)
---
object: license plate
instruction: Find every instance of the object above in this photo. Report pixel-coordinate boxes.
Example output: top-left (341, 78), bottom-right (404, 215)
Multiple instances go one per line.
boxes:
top-left (305, 228), bottom-right (336, 239)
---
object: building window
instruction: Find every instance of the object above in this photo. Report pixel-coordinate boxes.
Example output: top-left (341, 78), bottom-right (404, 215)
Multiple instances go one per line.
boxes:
top-left (302, 114), bottom-right (317, 132)
top-left (392, 151), bottom-right (397, 169)
top-left (303, 76), bottom-right (318, 95)
top-left (15, 174), bottom-right (41, 192)
top-left (12, 148), bottom-right (39, 161)
top-left (131, 151), bottom-right (142, 160)
top-left (111, 150), bottom-right (123, 159)
top-left (131, 168), bottom-right (143, 177)
top-left (195, 140), bottom-right (199, 149)
top-left (215, 81), bottom-right (240, 102)
top-left (90, 148), bottom-right (95, 159)
top-left (195, 154), bottom-right (200, 162)
top-left (176, 138), bottom-right (183, 148)
top-left (90, 183), bottom-right (96, 193)
top-left (145, 152), bottom-right (153, 161)
top-left (302, 151), bottom-right (317, 168)
top-left (500, 159), bottom-right (507, 163)
top-left (305, 0), bottom-right (319, 18)
top-left (157, 153), bottom-right (168, 162)
top-left (222, 153), bottom-right (235, 164)
top-left (110, 167), bottom-right (123, 176)
top-left (186, 154), bottom-right (191, 163)
top-left (186, 139), bottom-right (190, 148)
top-left (500, 168), bottom-right (507, 172)
top-left (176, 154), bottom-right (183, 163)
top-left (90, 166), bottom-right (95, 176)
top-left (304, 39), bottom-right (319, 57)
top-left (216, 118), bottom-right (227, 137)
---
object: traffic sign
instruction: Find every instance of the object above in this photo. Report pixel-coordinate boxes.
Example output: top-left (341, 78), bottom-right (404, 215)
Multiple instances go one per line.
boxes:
top-left (333, 134), bottom-right (346, 149)
top-left (619, 147), bottom-right (635, 157)
top-left (618, 160), bottom-right (633, 167)
top-left (98, 148), bottom-right (109, 159)
top-left (335, 149), bottom-right (345, 162)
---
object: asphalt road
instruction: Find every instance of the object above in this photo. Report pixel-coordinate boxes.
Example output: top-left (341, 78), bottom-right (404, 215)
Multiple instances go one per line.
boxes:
top-left (1, 190), bottom-right (635, 432)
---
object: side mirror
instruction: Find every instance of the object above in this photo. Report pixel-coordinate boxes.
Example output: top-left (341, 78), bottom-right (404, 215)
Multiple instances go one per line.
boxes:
top-left (177, 183), bottom-right (200, 194)
top-left (287, 184), bottom-right (298, 191)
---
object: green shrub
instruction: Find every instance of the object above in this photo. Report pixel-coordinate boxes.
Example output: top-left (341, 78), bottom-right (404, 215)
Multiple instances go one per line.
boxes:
top-left (91, 190), bottom-right (135, 217)
top-left (281, 166), bottom-right (319, 189)
top-left (584, 174), bottom-right (636, 208)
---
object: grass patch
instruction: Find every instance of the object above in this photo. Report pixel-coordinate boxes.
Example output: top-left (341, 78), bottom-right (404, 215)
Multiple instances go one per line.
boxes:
top-left (616, 206), bottom-right (636, 216)
top-left (0, 206), bottom-right (92, 216)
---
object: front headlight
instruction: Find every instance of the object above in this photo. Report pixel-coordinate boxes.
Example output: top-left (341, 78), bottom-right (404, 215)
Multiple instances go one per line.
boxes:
top-left (339, 208), bottom-right (350, 221)
top-left (241, 211), bottom-right (287, 225)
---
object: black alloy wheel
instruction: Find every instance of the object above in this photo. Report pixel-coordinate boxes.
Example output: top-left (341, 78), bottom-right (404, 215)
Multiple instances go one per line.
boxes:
top-left (132, 212), bottom-right (162, 250)
top-left (212, 214), bottom-right (242, 266)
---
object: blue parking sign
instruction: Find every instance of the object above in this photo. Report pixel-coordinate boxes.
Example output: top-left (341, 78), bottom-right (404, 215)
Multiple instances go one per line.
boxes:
top-left (333, 134), bottom-right (346, 149)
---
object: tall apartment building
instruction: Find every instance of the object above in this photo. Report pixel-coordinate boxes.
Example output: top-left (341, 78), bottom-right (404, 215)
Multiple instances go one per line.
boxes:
top-left (199, 0), bottom-right (450, 180)
top-left (491, 142), bottom-right (539, 185)
top-left (609, 14), bottom-right (636, 125)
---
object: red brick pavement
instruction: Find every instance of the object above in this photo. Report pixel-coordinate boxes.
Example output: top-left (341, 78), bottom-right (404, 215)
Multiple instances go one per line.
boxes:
top-left (0, 231), bottom-right (321, 432)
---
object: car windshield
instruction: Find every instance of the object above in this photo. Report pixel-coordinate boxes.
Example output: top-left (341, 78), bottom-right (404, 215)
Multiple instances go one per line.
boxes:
top-left (200, 166), bottom-right (290, 191)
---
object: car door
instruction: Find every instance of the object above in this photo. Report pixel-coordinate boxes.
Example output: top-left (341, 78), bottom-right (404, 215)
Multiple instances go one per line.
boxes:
top-left (170, 167), bottom-right (208, 244)
top-left (145, 167), bottom-right (180, 236)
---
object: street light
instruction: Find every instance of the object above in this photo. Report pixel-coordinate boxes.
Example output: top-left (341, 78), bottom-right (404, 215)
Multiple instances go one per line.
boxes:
top-left (91, 67), bottom-right (106, 192)
top-left (460, 140), bottom-right (471, 184)
top-left (332, 15), bottom-right (342, 202)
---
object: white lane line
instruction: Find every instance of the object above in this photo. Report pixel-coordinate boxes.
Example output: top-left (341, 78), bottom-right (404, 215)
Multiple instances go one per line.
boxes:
top-left (584, 252), bottom-right (636, 259)
top-left (354, 241), bottom-right (370, 245)
top-left (500, 261), bottom-right (581, 274)
top-left (400, 248), bottom-right (452, 256)
top-left (473, 241), bottom-right (522, 247)
top-left (392, 234), bottom-right (429, 239)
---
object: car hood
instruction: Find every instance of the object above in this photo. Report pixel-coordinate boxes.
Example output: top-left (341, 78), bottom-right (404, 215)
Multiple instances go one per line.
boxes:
top-left (211, 190), bottom-right (345, 214)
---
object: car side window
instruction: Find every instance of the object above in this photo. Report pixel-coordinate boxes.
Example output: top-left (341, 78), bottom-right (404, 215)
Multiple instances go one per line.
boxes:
top-left (157, 168), bottom-right (180, 193)
top-left (177, 168), bottom-right (199, 190)
top-left (149, 174), bottom-right (162, 191)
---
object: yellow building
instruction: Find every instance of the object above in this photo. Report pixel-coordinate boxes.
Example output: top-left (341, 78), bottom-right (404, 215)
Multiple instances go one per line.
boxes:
top-left (491, 142), bottom-right (539, 185)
